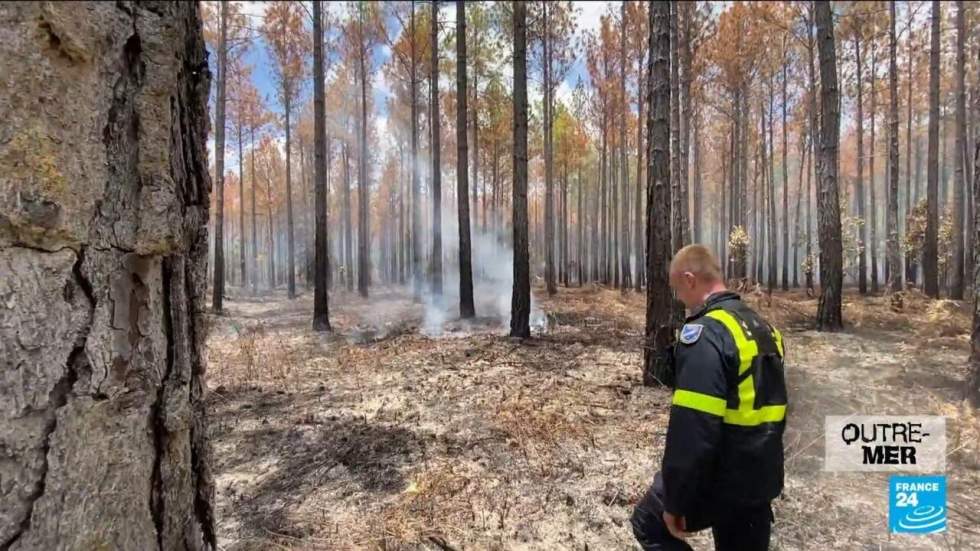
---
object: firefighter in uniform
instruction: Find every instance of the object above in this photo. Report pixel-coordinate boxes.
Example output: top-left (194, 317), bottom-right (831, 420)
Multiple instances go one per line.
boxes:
top-left (632, 244), bottom-right (788, 551)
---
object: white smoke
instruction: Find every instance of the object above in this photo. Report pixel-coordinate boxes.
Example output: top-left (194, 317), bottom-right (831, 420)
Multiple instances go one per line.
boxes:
top-left (419, 204), bottom-right (547, 336)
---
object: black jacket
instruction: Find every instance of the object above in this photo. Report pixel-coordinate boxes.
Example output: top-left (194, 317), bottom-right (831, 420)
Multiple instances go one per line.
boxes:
top-left (661, 291), bottom-right (787, 518)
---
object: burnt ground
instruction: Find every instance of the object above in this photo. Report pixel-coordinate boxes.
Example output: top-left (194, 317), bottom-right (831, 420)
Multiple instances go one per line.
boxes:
top-left (205, 284), bottom-right (980, 550)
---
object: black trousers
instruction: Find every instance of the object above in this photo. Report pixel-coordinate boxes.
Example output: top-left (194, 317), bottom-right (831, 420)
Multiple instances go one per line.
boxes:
top-left (631, 472), bottom-right (772, 551)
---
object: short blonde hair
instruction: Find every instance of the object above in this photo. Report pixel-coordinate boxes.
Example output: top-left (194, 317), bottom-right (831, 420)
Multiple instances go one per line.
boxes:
top-left (670, 244), bottom-right (723, 282)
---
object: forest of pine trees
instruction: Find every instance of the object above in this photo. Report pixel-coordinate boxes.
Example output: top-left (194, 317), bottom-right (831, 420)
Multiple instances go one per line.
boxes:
top-left (6, 2), bottom-right (980, 547)
top-left (202, 0), bottom-right (980, 394)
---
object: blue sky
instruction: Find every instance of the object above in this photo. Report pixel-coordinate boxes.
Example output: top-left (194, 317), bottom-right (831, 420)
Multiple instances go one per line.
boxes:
top-left (214, 1), bottom-right (614, 170)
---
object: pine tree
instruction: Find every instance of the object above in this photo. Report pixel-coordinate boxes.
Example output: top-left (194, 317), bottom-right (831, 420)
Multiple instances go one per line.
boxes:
top-left (456, 0), bottom-right (475, 318)
top-left (643, 0), bottom-right (674, 386)
top-left (511, 0), bottom-right (531, 339)
top-left (312, 0), bottom-right (331, 331)
top-left (815, 1), bottom-right (843, 330)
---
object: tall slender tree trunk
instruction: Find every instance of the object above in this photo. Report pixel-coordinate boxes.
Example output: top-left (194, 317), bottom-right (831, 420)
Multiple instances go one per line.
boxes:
top-left (922, 0), bottom-right (941, 297)
top-left (620, 0), bottom-right (631, 288)
top-left (543, 3), bottom-right (556, 295)
top-left (635, 23), bottom-right (647, 290)
top-left (284, 89), bottom-right (297, 298)
top-left (815, 0), bottom-right (843, 330)
top-left (410, 1), bottom-right (422, 299)
top-left (456, 1), bottom-right (475, 318)
top-left (357, 4), bottom-right (370, 298)
top-left (806, 7), bottom-right (817, 291)
top-left (679, 1), bottom-right (691, 247)
top-left (782, 48), bottom-right (790, 291)
top-left (212, 1), bottom-right (227, 312)
top-left (578, 166), bottom-right (585, 285)
top-left (855, 32), bottom-right (868, 294)
top-left (644, 0), bottom-right (674, 386)
top-left (0, 3), bottom-right (216, 547)
top-left (905, 13), bottom-right (915, 288)
top-left (562, 164), bottom-right (570, 286)
top-left (670, 2), bottom-right (681, 253)
top-left (313, 0), bottom-right (331, 331)
top-left (794, 127), bottom-right (808, 288)
top-left (969, 45), bottom-right (980, 403)
top-left (768, 78), bottom-right (777, 293)
top-left (266, 173), bottom-right (275, 288)
top-left (250, 126), bottom-right (258, 295)
top-left (431, 0), bottom-right (443, 296)
top-left (600, 109), bottom-right (608, 283)
top-left (870, 45), bottom-right (880, 292)
top-left (238, 125), bottom-right (246, 289)
top-left (511, 1), bottom-right (530, 338)
top-left (886, 1), bottom-right (902, 292)
top-left (342, 144), bottom-right (353, 291)
top-left (950, 0), bottom-right (966, 299)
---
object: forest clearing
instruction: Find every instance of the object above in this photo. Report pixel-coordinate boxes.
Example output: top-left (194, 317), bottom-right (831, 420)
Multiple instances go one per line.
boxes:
top-left (205, 285), bottom-right (980, 550)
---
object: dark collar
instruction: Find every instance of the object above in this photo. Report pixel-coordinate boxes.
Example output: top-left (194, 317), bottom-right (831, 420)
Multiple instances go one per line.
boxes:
top-left (687, 290), bottom-right (741, 322)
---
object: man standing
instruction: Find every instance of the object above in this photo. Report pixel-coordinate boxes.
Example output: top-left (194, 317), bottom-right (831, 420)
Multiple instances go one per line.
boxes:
top-left (632, 245), bottom-right (788, 550)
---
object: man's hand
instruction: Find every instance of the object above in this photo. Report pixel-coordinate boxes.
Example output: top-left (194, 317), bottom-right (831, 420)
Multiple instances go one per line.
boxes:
top-left (663, 511), bottom-right (688, 540)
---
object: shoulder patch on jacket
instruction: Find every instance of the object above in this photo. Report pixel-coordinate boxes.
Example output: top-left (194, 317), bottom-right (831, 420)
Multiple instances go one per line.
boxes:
top-left (679, 323), bottom-right (704, 345)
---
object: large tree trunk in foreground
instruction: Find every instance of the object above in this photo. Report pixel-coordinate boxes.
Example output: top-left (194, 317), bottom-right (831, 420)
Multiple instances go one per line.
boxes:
top-left (815, 1), bottom-right (843, 331)
top-left (510, 1), bottom-right (530, 338)
top-left (643, 1), bottom-right (674, 386)
top-left (0, 2), bottom-right (215, 548)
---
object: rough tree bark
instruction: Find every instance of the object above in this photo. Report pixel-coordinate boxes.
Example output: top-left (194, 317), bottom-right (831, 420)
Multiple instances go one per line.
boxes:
top-left (643, 1), bottom-right (674, 386)
top-left (456, 0), bottom-right (475, 318)
top-left (970, 43), bottom-right (980, 404)
top-left (815, 1), bottom-right (843, 331)
top-left (511, 1), bottom-right (530, 339)
top-left (0, 2), bottom-right (215, 548)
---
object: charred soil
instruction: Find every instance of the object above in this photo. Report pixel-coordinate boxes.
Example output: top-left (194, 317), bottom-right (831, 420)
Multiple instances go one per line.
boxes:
top-left (206, 286), bottom-right (980, 550)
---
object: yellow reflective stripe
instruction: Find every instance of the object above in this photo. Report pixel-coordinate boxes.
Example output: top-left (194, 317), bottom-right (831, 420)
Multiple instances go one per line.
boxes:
top-left (723, 404), bottom-right (787, 426)
top-left (693, 309), bottom-right (786, 426)
top-left (735, 374), bottom-right (756, 418)
top-left (705, 310), bottom-right (758, 375)
top-left (672, 389), bottom-right (726, 417)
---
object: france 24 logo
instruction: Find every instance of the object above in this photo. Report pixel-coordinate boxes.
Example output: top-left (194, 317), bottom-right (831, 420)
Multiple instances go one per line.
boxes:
top-left (889, 476), bottom-right (946, 534)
